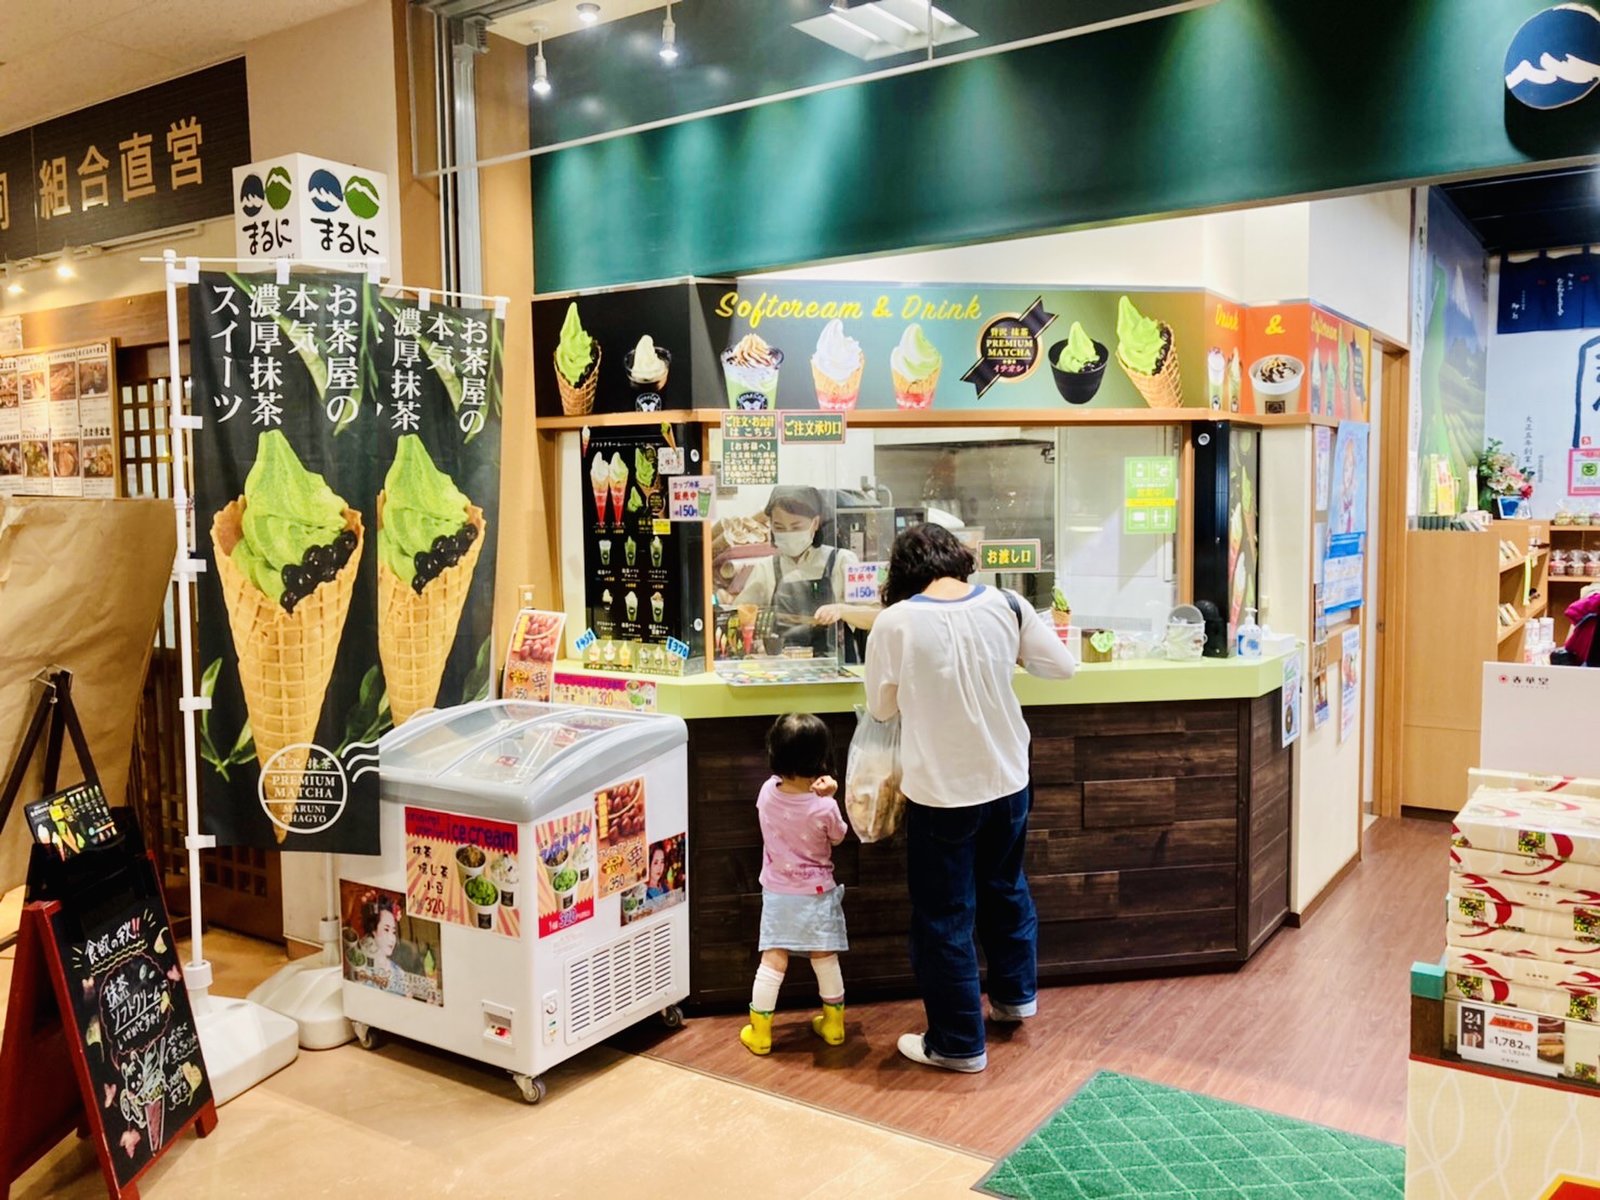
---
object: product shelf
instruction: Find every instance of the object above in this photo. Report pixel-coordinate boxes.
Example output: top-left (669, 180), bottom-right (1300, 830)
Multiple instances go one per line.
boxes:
top-left (1496, 614), bottom-right (1528, 645)
top-left (1550, 574), bottom-right (1600, 584)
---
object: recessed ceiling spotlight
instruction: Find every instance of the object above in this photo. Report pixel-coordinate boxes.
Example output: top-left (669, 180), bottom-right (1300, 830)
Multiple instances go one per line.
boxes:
top-left (532, 25), bottom-right (551, 95)
top-left (576, 2), bottom-right (600, 23)
top-left (55, 250), bottom-right (76, 281)
top-left (660, 2), bottom-right (679, 63)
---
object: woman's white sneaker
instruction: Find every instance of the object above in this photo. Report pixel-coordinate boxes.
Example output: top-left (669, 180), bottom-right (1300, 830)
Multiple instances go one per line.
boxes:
top-left (897, 1033), bottom-right (987, 1073)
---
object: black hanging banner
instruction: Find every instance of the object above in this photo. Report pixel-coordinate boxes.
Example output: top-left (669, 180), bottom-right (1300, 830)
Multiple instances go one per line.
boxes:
top-left (188, 271), bottom-right (504, 852)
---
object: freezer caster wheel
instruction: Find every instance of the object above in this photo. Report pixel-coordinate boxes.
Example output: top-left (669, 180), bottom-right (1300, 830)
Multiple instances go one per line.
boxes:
top-left (352, 1022), bottom-right (381, 1050)
top-left (660, 1004), bottom-right (685, 1029)
top-left (513, 1073), bottom-right (547, 1105)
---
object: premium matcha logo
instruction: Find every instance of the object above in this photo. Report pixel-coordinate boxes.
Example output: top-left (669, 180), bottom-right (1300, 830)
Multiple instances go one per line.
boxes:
top-left (238, 173), bottom-right (265, 216)
top-left (344, 175), bottom-right (381, 220)
top-left (308, 168), bottom-right (344, 213)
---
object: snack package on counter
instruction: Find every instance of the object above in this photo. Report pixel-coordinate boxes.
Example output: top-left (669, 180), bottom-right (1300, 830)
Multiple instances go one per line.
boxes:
top-left (844, 705), bottom-right (905, 844)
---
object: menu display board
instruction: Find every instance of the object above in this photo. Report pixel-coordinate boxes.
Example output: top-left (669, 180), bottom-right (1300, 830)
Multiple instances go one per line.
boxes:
top-left (579, 424), bottom-right (705, 675)
top-left (0, 339), bottom-right (118, 498)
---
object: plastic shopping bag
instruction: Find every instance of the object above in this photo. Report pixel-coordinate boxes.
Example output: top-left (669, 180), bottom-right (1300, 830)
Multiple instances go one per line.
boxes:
top-left (844, 705), bottom-right (906, 844)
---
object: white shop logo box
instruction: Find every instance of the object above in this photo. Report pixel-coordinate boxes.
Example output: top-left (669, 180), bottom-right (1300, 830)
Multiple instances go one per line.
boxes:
top-left (232, 154), bottom-right (389, 274)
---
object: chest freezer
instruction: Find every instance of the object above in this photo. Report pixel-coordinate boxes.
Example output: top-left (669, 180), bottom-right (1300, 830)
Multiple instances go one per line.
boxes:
top-left (337, 699), bottom-right (689, 1103)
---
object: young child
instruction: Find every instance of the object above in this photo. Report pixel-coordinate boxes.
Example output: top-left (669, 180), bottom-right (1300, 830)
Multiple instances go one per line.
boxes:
top-left (740, 713), bottom-right (849, 1056)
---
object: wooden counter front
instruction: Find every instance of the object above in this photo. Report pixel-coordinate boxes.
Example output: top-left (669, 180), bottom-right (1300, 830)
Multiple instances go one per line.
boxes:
top-left (686, 691), bottom-right (1290, 1006)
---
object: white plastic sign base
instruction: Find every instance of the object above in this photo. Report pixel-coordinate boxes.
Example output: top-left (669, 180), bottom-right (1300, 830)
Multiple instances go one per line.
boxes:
top-left (248, 959), bottom-right (355, 1051)
top-left (191, 989), bottom-right (301, 1104)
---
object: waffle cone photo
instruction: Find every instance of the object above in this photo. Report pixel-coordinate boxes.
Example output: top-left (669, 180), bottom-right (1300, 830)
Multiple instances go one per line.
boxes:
top-left (1118, 329), bottom-right (1184, 409)
top-left (377, 492), bottom-right (487, 726)
top-left (812, 360), bottom-right (863, 411)
top-left (891, 364), bottom-right (940, 409)
top-left (212, 499), bottom-right (363, 843)
top-left (555, 344), bottom-right (601, 416)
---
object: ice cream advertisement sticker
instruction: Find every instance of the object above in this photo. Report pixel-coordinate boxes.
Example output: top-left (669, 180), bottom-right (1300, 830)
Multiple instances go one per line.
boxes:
top-left (669, 475), bottom-right (713, 521)
top-left (534, 808), bottom-right (597, 938)
top-left (961, 297), bottom-right (1055, 398)
top-left (404, 808), bottom-right (522, 938)
top-left (594, 776), bottom-right (648, 898)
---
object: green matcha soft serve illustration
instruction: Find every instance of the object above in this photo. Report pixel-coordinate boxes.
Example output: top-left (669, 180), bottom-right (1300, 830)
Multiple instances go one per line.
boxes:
top-left (378, 433), bottom-right (487, 725)
top-left (212, 429), bottom-right (363, 841)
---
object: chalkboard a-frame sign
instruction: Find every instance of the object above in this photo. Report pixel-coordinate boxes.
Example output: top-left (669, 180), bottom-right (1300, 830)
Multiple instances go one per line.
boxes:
top-left (0, 823), bottom-right (218, 1199)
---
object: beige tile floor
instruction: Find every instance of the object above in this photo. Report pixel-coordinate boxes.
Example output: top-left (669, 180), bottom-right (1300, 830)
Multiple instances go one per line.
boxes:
top-left (1, 901), bottom-right (989, 1199)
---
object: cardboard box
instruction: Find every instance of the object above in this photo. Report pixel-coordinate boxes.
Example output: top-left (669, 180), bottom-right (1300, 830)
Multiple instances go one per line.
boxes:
top-left (1451, 844), bottom-right (1600, 892)
top-left (1447, 971), bottom-right (1600, 1024)
top-left (1448, 888), bottom-right (1600, 944)
top-left (1448, 914), bottom-right (1600, 963)
top-left (1453, 870), bottom-right (1600, 910)
top-left (1447, 946), bottom-right (1600, 994)
top-left (1457, 769), bottom-right (1600, 865)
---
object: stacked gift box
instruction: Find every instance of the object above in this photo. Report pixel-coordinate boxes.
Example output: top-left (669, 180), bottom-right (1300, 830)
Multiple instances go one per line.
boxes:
top-left (1443, 769), bottom-right (1600, 1082)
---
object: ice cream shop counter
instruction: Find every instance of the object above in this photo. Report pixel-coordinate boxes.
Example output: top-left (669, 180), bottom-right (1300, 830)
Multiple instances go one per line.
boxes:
top-left (550, 654), bottom-right (1293, 1007)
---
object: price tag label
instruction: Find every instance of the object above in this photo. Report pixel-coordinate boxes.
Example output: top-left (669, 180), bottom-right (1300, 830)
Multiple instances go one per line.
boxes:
top-left (844, 562), bottom-right (885, 604)
top-left (574, 628), bottom-right (597, 652)
top-left (1456, 1000), bottom-right (1563, 1078)
top-left (669, 475), bottom-right (714, 521)
top-left (665, 637), bottom-right (691, 660)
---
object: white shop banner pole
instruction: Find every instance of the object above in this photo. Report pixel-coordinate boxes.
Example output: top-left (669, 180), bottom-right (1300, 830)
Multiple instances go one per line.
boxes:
top-left (162, 250), bottom-right (301, 1100)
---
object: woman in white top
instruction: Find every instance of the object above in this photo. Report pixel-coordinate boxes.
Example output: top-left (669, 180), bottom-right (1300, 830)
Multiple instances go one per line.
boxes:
top-left (735, 486), bottom-right (864, 656)
top-left (864, 523), bottom-right (1076, 1073)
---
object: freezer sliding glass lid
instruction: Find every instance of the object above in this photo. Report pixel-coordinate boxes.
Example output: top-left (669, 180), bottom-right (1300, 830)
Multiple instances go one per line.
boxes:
top-left (380, 701), bottom-right (676, 787)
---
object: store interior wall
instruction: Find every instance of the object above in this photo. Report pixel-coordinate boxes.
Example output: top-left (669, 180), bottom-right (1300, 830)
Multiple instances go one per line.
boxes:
top-left (1485, 255), bottom-right (1600, 519)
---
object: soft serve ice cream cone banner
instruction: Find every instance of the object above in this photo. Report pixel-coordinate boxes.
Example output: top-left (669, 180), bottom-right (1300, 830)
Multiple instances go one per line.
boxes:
top-left (191, 269), bottom-right (503, 852)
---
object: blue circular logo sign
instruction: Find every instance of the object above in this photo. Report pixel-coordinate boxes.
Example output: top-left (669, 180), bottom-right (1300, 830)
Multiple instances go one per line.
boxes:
top-left (238, 173), bottom-right (265, 216)
top-left (308, 169), bottom-right (344, 213)
top-left (1505, 4), bottom-right (1600, 109)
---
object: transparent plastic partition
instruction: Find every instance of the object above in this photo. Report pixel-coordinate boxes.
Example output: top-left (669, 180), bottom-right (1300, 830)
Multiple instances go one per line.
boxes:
top-left (452, 710), bottom-right (640, 786)
top-left (383, 702), bottom-right (558, 776)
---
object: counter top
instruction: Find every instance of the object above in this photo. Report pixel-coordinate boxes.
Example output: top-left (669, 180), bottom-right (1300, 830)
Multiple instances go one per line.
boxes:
top-left (553, 651), bottom-right (1293, 720)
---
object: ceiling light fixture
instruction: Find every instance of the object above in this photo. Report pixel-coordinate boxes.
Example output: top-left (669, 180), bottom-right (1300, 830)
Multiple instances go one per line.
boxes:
top-left (3, 264), bottom-right (20, 297)
top-left (576, 2), bottom-right (600, 23)
top-left (660, 2), bottom-right (678, 63)
top-left (531, 25), bottom-right (551, 96)
top-left (55, 250), bottom-right (76, 281)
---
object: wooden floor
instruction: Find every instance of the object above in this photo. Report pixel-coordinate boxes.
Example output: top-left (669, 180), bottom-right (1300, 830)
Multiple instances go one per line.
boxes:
top-left (618, 815), bottom-right (1449, 1159)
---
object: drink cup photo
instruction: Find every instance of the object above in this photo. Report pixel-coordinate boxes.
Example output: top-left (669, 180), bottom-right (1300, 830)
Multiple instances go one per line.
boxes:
top-left (599, 538), bottom-right (611, 565)
top-left (454, 843), bottom-right (488, 889)
top-left (491, 852), bottom-right (520, 908)
top-left (464, 873), bottom-right (500, 929)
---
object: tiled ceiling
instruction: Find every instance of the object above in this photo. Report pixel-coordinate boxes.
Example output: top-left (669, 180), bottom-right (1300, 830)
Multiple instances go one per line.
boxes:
top-left (0, 0), bottom-right (369, 134)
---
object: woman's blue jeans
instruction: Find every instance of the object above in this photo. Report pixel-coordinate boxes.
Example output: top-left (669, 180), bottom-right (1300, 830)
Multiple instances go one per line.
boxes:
top-left (905, 786), bottom-right (1037, 1060)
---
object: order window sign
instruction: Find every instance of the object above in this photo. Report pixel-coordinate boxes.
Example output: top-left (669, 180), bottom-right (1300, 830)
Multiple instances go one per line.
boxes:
top-left (1505, 4), bottom-right (1600, 110)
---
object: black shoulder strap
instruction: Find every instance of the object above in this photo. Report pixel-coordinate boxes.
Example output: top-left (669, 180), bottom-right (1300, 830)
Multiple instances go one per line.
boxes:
top-left (1002, 588), bottom-right (1023, 629)
top-left (1583, 612), bottom-right (1600, 667)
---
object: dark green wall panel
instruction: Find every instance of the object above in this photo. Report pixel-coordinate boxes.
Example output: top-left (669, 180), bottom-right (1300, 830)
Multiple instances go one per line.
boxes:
top-left (532, 0), bottom-right (1596, 293)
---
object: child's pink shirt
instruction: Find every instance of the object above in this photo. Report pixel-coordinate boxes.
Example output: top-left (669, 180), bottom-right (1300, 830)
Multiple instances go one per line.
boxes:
top-left (757, 776), bottom-right (848, 895)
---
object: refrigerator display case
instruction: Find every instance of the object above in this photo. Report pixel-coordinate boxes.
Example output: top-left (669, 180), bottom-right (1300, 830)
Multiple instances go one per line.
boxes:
top-left (339, 700), bottom-right (689, 1103)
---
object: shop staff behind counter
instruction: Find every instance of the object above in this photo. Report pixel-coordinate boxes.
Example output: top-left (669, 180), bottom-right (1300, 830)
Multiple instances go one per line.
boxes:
top-left (735, 485), bottom-right (876, 655)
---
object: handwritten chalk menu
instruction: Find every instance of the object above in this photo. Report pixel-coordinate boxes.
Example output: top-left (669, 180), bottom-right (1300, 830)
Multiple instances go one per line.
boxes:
top-left (52, 899), bottom-right (213, 1187)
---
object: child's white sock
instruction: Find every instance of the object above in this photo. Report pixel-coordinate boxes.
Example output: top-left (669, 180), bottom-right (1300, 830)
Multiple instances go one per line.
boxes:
top-left (810, 954), bottom-right (844, 1004)
top-left (751, 963), bottom-right (784, 1013)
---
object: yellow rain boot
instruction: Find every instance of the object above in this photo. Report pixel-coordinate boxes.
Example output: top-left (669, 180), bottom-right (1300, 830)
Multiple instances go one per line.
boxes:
top-left (740, 1009), bottom-right (773, 1056)
top-left (811, 1002), bottom-right (846, 1046)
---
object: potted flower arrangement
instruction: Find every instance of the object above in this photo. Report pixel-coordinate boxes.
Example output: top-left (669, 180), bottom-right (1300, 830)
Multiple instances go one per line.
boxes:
top-left (1477, 439), bottom-right (1534, 514)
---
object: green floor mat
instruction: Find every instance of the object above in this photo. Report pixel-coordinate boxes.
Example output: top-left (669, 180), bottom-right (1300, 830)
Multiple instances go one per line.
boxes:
top-left (977, 1071), bottom-right (1405, 1200)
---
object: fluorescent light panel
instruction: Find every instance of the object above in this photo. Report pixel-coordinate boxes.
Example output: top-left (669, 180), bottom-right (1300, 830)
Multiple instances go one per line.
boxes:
top-left (794, 0), bottom-right (977, 61)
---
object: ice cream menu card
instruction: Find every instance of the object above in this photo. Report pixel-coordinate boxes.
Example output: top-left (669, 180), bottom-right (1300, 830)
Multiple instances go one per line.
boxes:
top-left (580, 425), bottom-right (705, 675)
top-left (48, 875), bottom-right (213, 1188)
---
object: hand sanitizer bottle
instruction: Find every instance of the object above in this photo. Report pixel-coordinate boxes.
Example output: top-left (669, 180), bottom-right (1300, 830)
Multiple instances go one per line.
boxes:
top-left (1237, 607), bottom-right (1263, 659)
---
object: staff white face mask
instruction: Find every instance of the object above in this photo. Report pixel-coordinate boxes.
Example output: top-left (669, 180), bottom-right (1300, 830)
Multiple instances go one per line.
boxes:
top-left (773, 530), bottom-right (813, 558)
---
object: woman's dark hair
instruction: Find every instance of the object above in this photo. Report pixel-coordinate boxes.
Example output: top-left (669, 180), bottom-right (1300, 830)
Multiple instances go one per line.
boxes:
top-left (883, 522), bottom-right (975, 606)
top-left (361, 893), bottom-right (403, 937)
top-left (767, 712), bottom-right (832, 779)
top-left (765, 485), bottom-right (827, 548)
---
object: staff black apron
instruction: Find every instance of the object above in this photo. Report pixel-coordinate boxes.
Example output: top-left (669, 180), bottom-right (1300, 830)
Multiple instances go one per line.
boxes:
top-left (773, 547), bottom-right (839, 658)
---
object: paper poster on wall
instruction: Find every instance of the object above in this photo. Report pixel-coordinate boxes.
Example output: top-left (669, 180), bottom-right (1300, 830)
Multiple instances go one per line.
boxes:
top-left (534, 808), bottom-right (597, 938)
top-left (1282, 651), bottom-right (1302, 748)
top-left (1124, 455), bottom-right (1179, 534)
top-left (339, 880), bottom-right (444, 1006)
top-left (621, 833), bottom-right (686, 925)
top-left (1313, 522), bottom-right (1327, 586)
top-left (1340, 628), bottom-right (1361, 744)
top-left (1324, 534), bottom-right (1364, 613)
top-left (594, 776), bottom-right (648, 898)
top-left (1315, 426), bottom-right (1333, 510)
top-left (669, 474), bottom-right (714, 520)
top-left (1312, 669), bottom-right (1331, 730)
top-left (0, 341), bottom-right (117, 499)
top-left (1329, 422), bottom-right (1370, 535)
top-left (503, 609), bottom-right (564, 702)
top-left (404, 808), bottom-right (522, 938)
